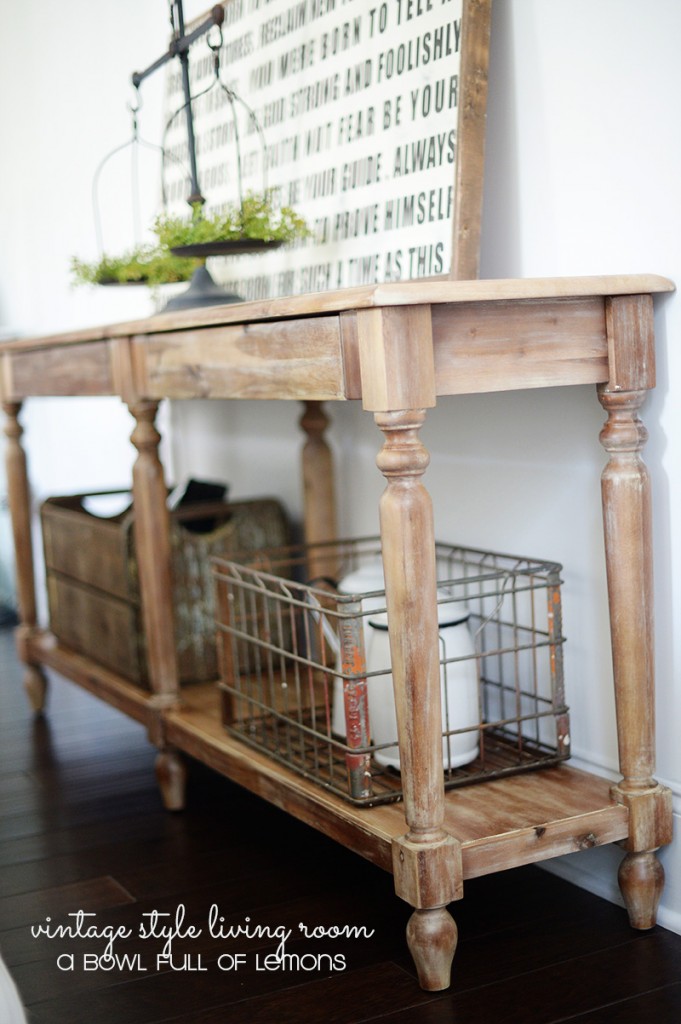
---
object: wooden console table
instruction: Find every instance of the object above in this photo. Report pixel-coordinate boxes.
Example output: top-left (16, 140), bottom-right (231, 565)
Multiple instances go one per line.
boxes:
top-left (1, 275), bottom-right (674, 991)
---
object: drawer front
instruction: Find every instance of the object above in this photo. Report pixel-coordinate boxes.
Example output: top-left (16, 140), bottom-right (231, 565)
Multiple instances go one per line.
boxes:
top-left (4, 341), bottom-right (114, 398)
top-left (432, 297), bottom-right (608, 394)
top-left (132, 317), bottom-right (346, 400)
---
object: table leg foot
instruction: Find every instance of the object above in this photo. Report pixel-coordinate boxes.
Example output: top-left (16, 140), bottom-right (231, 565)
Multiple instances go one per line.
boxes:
top-left (155, 747), bottom-right (186, 812)
top-left (24, 664), bottom-right (48, 714)
top-left (619, 850), bottom-right (664, 930)
top-left (406, 907), bottom-right (458, 991)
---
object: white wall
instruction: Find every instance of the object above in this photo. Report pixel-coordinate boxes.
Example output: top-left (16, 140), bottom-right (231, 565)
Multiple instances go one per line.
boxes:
top-left (474, 0), bottom-right (681, 928)
top-left (0, 0), bottom-right (179, 506)
top-left (1, 0), bottom-right (679, 930)
top-left (0, 0), bottom-right (180, 600)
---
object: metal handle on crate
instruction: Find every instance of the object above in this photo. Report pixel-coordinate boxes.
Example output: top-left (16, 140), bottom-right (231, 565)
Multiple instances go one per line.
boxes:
top-left (304, 590), bottom-right (342, 660)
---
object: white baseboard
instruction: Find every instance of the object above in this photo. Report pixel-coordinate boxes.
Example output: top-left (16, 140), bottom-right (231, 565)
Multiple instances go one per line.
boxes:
top-left (541, 853), bottom-right (681, 937)
top-left (540, 849), bottom-right (624, 910)
top-left (537, 748), bottom-right (681, 936)
top-left (569, 748), bottom-right (681, 813)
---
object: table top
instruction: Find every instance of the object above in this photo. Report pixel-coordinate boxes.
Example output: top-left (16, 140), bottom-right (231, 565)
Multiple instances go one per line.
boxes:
top-left (0, 274), bottom-right (673, 351)
top-left (0, 275), bottom-right (673, 406)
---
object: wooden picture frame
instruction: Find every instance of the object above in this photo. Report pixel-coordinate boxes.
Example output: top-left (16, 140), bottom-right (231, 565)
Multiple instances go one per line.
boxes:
top-left (162, 0), bottom-right (492, 296)
top-left (449, 0), bottom-right (492, 280)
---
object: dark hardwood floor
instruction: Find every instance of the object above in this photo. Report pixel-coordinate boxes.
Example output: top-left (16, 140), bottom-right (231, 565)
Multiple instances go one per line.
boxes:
top-left (1, 626), bottom-right (680, 1023)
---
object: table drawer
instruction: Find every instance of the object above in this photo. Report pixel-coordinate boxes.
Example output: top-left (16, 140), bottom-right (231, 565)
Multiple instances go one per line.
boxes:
top-left (131, 317), bottom-right (347, 400)
top-left (3, 341), bottom-right (114, 398)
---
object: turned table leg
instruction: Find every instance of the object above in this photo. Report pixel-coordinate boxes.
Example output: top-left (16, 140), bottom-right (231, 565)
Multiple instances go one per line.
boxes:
top-left (299, 400), bottom-right (338, 580)
top-left (376, 409), bottom-right (461, 990)
top-left (357, 305), bottom-right (461, 991)
top-left (2, 401), bottom-right (48, 712)
top-left (129, 400), bottom-right (186, 810)
top-left (154, 746), bottom-right (187, 812)
top-left (598, 384), bottom-right (672, 928)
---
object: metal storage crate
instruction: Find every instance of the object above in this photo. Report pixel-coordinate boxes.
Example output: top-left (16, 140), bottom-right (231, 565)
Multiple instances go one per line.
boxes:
top-left (213, 537), bottom-right (570, 806)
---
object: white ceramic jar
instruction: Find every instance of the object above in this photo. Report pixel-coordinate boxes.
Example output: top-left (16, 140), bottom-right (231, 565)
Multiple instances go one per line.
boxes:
top-left (333, 565), bottom-right (480, 770)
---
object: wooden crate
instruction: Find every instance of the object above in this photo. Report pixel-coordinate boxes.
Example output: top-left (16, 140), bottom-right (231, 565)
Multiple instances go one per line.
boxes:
top-left (42, 492), bottom-right (289, 688)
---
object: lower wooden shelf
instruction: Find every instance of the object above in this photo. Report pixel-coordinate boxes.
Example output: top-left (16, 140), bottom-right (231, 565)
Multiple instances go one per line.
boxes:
top-left (168, 682), bottom-right (630, 879)
top-left (30, 633), bottom-right (631, 886)
top-left (32, 631), bottom-right (153, 726)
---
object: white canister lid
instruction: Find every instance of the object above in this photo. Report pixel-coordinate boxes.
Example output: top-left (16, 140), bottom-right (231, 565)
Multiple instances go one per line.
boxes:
top-left (368, 592), bottom-right (470, 629)
top-left (339, 567), bottom-right (470, 628)
top-left (337, 562), bottom-right (386, 597)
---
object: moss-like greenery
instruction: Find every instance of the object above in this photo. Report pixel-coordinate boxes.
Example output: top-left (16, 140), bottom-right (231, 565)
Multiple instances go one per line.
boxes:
top-left (72, 192), bottom-right (311, 288)
top-left (154, 193), bottom-right (311, 248)
top-left (70, 246), bottom-right (197, 286)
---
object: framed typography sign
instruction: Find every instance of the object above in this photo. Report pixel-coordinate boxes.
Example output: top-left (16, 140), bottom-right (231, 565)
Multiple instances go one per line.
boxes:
top-left (163, 0), bottom-right (491, 298)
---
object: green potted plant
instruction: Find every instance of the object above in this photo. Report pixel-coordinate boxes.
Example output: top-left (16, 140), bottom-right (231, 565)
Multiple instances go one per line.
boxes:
top-left (71, 191), bottom-right (310, 290)
top-left (70, 245), bottom-right (197, 287)
top-left (155, 192), bottom-right (311, 254)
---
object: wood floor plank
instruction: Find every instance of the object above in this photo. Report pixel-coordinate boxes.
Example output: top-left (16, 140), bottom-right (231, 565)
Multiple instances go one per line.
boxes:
top-left (0, 809), bottom-right (183, 871)
top-left (0, 811), bottom-right (279, 901)
top-left (5, 870), bottom-right (404, 976)
top-left (369, 931), bottom-right (681, 1024)
top-left (0, 875), bottom-right (135, 931)
top-left (22, 959), bottom-right (435, 1024)
top-left (391, 898), bottom-right (651, 986)
top-left (153, 962), bottom-right (439, 1024)
top-left (559, 982), bottom-right (681, 1023)
top-left (0, 787), bottom-right (164, 842)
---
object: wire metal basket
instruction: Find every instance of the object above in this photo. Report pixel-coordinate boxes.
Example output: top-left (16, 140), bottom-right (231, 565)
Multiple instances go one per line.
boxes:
top-left (213, 538), bottom-right (570, 806)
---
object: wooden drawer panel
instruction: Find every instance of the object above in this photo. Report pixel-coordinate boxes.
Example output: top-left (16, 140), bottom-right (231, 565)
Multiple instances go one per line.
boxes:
top-left (432, 297), bottom-right (609, 395)
top-left (4, 341), bottom-right (114, 398)
top-left (132, 316), bottom-right (346, 400)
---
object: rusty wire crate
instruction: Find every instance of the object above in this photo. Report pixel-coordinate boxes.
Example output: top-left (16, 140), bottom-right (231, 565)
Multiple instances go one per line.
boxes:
top-left (213, 537), bottom-right (570, 806)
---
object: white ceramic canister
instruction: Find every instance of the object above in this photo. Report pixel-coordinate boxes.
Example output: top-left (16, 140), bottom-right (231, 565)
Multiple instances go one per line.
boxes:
top-left (332, 565), bottom-right (480, 770)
